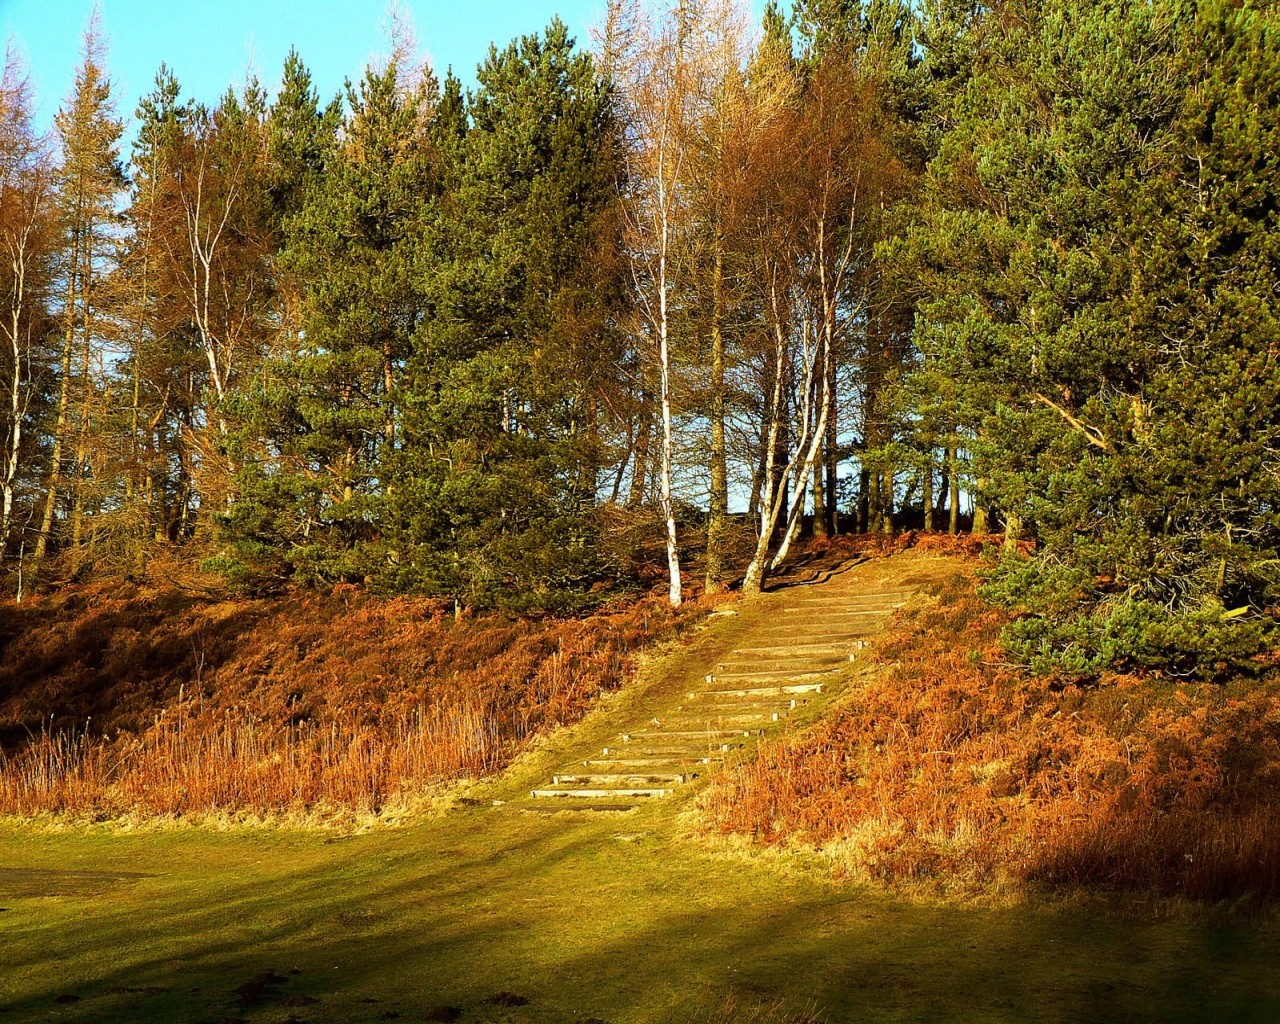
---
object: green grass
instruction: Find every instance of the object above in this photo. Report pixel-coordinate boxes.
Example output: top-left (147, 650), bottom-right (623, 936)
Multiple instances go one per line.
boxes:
top-left (3, 802), bottom-right (1279, 1024)
top-left (3, 561), bottom-right (1279, 1023)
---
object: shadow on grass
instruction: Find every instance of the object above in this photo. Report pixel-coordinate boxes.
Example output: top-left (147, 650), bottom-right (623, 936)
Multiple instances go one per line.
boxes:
top-left (3, 804), bottom-right (1280, 1024)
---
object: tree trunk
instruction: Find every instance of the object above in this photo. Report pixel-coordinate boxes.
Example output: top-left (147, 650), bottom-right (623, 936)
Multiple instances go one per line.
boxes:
top-left (742, 299), bottom-right (790, 596)
top-left (812, 436), bottom-right (827, 538)
top-left (823, 335), bottom-right (838, 536)
top-left (948, 440), bottom-right (960, 535)
top-left (70, 234), bottom-right (96, 556)
top-left (923, 454), bottom-right (934, 532)
top-left (1, 225), bottom-right (33, 542)
top-left (35, 222), bottom-right (81, 563)
top-left (628, 386), bottom-right (651, 508)
top-left (1004, 512), bottom-right (1022, 552)
top-left (657, 189), bottom-right (681, 607)
top-left (705, 232), bottom-right (727, 595)
top-left (880, 465), bottom-right (894, 535)
top-left (857, 466), bottom-right (870, 533)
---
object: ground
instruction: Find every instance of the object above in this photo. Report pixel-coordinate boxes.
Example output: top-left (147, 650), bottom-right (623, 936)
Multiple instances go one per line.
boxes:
top-left (2, 551), bottom-right (1278, 1023)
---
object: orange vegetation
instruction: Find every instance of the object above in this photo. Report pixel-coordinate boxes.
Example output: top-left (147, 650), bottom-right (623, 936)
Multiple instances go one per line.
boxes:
top-left (702, 564), bottom-right (1280, 902)
top-left (0, 583), bottom-right (703, 820)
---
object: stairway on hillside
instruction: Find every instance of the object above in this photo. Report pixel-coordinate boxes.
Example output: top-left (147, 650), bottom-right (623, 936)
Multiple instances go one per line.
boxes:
top-left (523, 563), bottom-right (914, 812)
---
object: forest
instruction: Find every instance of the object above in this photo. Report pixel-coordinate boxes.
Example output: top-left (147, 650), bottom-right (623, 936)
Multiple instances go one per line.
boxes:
top-left (1, 0), bottom-right (1277, 681)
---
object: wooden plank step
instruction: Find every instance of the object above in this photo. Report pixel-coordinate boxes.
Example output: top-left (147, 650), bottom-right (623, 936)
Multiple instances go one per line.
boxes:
top-left (715, 655), bottom-right (846, 672)
top-left (661, 712), bottom-right (788, 730)
top-left (530, 787), bottom-right (672, 799)
top-left (600, 744), bottom-right (744, 756)
top-left (705, 668), bottom-right (841, 684)
top-left (732, 641), bottom-right (856, 655)
top-left (773, 609), bottom-right (896, 616)
top-left (583, 757), bottom-right (719, 769)
top-left (750, 628), bottom-right (873, 640)
top-left (781, 591), bottom-right (912, 603)
top-left (553, 773), bottom-right (687, 786)
top-left (654, 714), bottom-right (773, 727)
top-left (621, 729), bottom-right (758, 741)
top-left (690, 682), bottom-right (824, 698)
top-left (674, 698), bottom-right (808, 713)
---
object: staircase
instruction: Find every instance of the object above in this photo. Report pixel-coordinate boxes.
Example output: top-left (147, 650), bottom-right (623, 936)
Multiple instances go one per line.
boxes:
top-left (524, 563), bottom-right (914, 811)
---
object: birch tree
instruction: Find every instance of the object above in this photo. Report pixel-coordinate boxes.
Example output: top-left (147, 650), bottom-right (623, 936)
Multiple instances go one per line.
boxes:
top-left (0, 51), bottom-right (54, 548)
top-left (742, 50), bottom-right (896, 592)
top-left (167, 86), bottom-right (273, 455)
top-left (605, 0), bottom-right (698, 607)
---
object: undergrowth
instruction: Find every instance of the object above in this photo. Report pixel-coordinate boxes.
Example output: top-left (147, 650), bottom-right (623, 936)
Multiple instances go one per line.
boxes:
top-left (702, 565), bottom-right (1280, 903)
top-left (0, 584), bottom-right (704, 821)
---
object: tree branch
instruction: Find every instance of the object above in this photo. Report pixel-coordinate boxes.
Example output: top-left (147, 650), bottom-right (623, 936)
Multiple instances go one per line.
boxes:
top-left (1033, 392), bottom-right (1112, 452)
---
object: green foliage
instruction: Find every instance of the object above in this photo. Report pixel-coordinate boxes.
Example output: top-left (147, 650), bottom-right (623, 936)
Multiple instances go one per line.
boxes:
top-left (898, 0), bottom-right (1280, 677)
top-left (383, 19), bottom-right (624, 609)
top-left (216, 25), bottom-right (624, 609)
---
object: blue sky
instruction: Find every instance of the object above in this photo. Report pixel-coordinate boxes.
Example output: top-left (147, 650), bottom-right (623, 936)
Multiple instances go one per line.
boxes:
top-left (0, 0), bottom-right (621, 135)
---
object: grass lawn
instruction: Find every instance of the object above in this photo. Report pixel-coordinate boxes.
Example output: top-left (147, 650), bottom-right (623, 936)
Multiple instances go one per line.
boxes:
top-left (3, 556), bottom-right (1278, 1023)
top-left (3, 798), bottom-right (1279, 1024)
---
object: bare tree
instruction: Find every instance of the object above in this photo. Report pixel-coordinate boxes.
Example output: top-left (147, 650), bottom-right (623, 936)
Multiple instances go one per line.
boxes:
top-left (0, 50), bottom-right (54, 545)
top-left (741, 53), bottom-right (895, 593)
top-left (168, 96), bottom-right (269, 443)
top-left (604, 0), bottom-right (700, 607)
top-left (34, 19), bottom-right (123, 565)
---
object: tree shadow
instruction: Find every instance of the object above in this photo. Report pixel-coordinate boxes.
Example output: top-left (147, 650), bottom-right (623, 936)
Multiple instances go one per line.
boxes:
top-left (3, 804), bottom-right (1279, 1024)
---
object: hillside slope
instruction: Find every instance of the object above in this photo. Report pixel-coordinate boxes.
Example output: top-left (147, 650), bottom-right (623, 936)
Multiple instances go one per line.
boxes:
top-left (704, 560), bottom-right (1280, 902)
top-left (0, 581), bottom-right (703, 818)
top-left (1, 545), bottom-right (1278, 1023)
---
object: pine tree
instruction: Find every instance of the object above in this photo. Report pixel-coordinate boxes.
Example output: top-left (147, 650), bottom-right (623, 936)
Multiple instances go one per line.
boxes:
top-left (901, 0), bottom-right (1280, 678)
top-left (389, 20), bottom-right (624, 609)
top-left (114, 66), bottom-right (191, 555)
top-left (215, 57), bottom-right (436, 586)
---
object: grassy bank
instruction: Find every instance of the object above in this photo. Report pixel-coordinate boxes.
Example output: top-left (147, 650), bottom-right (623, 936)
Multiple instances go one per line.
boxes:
top-left (0, 582), bottom-right (704, 821)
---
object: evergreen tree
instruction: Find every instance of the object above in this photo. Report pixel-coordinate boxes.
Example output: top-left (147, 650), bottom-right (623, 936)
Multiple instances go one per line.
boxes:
top-left (901, 0), bottom-right (1280, 677)
top-left (389, 20), bottom-right (624, 609)
top-left (115, 65), bottom-right (193, 553)
top-left (215, 58), bottom-right (436, 586)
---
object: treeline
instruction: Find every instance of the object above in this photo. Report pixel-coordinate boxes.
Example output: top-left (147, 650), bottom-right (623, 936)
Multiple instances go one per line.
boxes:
top-left (1, 1), bottom-right (1277, 675)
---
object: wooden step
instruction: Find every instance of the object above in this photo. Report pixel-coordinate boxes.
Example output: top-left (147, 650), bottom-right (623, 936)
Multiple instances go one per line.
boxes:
top-left (705, 668), bottom-right (841, 684)
top-left (690, 682), bottom-right (824, 698)
top-left (750, 628), bottom-right (873, 641)
top-left (530, 787), bottom-right (672, 799)
top-left (778, 610), bottom-right (897, 621)
top-left (661, 711), bottom-right (788, 730)
top-left (621, 729), bottom-right (759, 741)
top-left (732, 642), bottom-right (856, 656)
top-left (602, 742), bottom-right (745, 754)
top-left (601, 744), bottom-right (747, 758)
top-left (654, 713), bottom-right (773, 727)
top-left (674, 698), bottom-right (809, 713)
top-left (552, 773), bottom-right (687, 786)
top-left (780, 591), bottom-right (912, 605)
top-left (715, 654), bottom-right (846, 671)
top-left (583, 757), bottom-right (719, 769)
